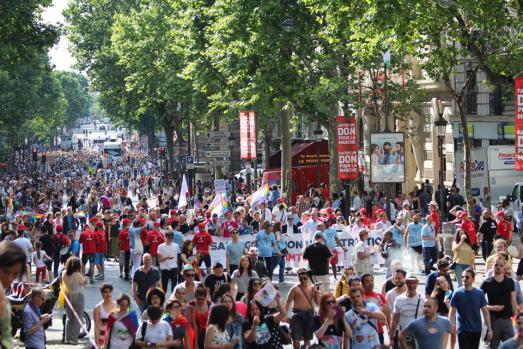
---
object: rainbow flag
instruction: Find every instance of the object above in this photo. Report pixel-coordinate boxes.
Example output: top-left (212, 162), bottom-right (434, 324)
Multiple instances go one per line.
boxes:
top-left (221, 193), bottom-right (231, 214)
top-left (74, 210), bottom-right (86, 218)
top-left (208, 194), bottom-right (222, 213)
top-left (247, 183), bottom-right (269, 208)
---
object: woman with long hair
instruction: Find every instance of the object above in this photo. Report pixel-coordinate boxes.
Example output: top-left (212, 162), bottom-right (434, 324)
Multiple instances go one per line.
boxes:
top-left (313, 293), bottom-right (352, 349)
top-left (232, 256), bottom-right (259, 301)
top-left (181, 240), bottom-right (201, 280)
top-left (430, 276), bottom-right (455, 348)
top-left (205, 304), bottom-right (239, 349)
top-left (240, 278), bottom-right (262, 305)
top-left (333, 267), bottom-right (355, 298)
top-left (62, 256), bottom-right (87, 344)
top-left (243, 292), bottom-right (287, 349)
top-left (452, 229), bottom-right (474, 287)
top-left (222, 294), bottom-right (245, 349)
top-left (141, 287), bottom-right (166, 320)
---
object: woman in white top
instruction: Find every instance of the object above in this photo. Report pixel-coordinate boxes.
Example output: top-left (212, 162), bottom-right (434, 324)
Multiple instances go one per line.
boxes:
top-left (205, 304), bottom-right (239, 349)
top-left (93, 284), bottom-right (116, 348)
top-left (105, 294), bottom-right (138, 349)
top-left (32, 241), bottom-right (51, 284)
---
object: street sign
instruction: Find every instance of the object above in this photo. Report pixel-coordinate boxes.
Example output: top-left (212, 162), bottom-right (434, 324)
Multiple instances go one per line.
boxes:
top-left (205, 150), bottom-right (230, 157)
top-left (209, 160), bottom-right (231, 166)
top-left (186, 156), bottom-right (194, 170)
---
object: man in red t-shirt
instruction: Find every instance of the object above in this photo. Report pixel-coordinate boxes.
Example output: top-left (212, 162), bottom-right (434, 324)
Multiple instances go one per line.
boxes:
top-left (94, 221), bottom-right (107, 280)
top-left (192, 222), bottom-right (213, 274)
top-left (219, 211), bottom-right (239, 238)
top-left (496, 211), bottom-right (512, 241)
top-left (361, 273), bottom-right (390, 341)
top-left (459, 211), bottom-right (477, 246)
top-left (147, 222), bottom-right (166, 266)
top-left (80, 223), bottom-right (97, 283)
top-left (118, 218), bottom-right (131, 280)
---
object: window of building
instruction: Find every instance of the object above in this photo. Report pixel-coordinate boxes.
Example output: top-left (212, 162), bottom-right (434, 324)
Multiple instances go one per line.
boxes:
top-left (464, 69), bottom-right (477, 115)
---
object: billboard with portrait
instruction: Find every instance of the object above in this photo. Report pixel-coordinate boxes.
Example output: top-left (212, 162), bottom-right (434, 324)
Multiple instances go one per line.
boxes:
top-left (370, 132), bottom-right (405, 183)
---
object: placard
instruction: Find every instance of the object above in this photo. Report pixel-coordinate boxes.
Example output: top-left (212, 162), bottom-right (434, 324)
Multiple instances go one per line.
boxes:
top-left (336, 116), bottom-right (359, 180)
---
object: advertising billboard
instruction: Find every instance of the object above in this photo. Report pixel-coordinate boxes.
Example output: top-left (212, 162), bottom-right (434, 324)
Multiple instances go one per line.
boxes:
top-left (336, 116), bottom-right (359, 180)
top-left (370, 132), bottom-right (405, 183)
top-left (240, 110), bottom-right (256, 160)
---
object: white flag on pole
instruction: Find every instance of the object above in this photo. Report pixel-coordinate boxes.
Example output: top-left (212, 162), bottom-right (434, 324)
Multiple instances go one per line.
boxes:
top-left (178, 174), bottom-right (189, 209)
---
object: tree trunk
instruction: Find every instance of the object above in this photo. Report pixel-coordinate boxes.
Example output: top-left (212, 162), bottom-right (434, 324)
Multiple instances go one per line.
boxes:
top-left (280, 103), bottom-right (293, 203)
top-left (327, 118), bottom-right (342, 194)
top-left (147, 129), bottom-right (157, 158)
top-left (163, 118), bottom-right (175, 176)
top-left (456, 98), bottom-right (474, 215)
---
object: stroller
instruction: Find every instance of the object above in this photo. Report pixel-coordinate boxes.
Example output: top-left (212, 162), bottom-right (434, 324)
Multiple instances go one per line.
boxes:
top-left (8, 277), bottom-right (91, 342)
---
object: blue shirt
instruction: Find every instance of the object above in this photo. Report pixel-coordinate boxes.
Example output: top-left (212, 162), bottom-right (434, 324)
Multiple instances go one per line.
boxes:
top-left (391, 225), bottom-right (403, 246)
top-left (404, 316), bottom-right (451, 349)
top-left (450, 287), bottom-right (487, 332)
top-left (256, 230), bottom-right (275, 258)
top-left (322, 228), bottom-right (338, 250)
top-left (226, 240), bottom-right (245, 266)
top-left (23, 302), bottom-right (45, 349)
top-left (345, 302), bottom-right (380, 349)
top-left (172, 230), bottom-right (184, 251)
top-left (70, 240), bottom-right (81, 256)
top-left (421, 223), bottom-right (436, 248)
top-left (407, 222), bottom-right (422, 247)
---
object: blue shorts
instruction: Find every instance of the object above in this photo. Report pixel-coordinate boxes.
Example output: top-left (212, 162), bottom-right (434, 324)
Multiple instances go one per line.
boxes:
top-left (95, 252), bottom-right (105, 265)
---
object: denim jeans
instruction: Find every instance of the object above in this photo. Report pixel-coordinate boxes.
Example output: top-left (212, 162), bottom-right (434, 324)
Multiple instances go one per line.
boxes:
top-left (269, 254), bottom-right (280, 280)
top-left (423, 246), bottom-right (438, 275)
top-left (278, 255), bottom-right (286, 282)
top-left (454, 263), bottom-right (470, 287)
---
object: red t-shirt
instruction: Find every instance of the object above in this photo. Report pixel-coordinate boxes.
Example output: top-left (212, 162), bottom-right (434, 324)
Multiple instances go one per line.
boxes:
top-left (430, 210), bottom-right (440, 233)
top-left (363, 291), bottom-right (387, 334)
top-left (118, 229), bottom-right (130, 251)
top-left (497, 220), bottom-right (511, 240)
top-left (95, 230), bottom-right (107, 254)
top-left (140, 228), bottom-right (149, 247)
top-left (53, 233), bottom-right (70, 250)
top-left (147, 229), bottom-right (165, 257)
top-left (460, 219), bottom-right (477, 245)
top-left (192, 231), bottom-right (213, 255)
top-left (80, 230), bottom-right (97, 255)
top-left (220, 220), bottom-right (238, 238)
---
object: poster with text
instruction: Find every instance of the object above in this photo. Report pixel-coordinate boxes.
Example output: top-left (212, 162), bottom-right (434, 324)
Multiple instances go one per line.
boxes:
top-left (515, 77), bottom-right (523, 170)
top-left (336, 115), bottom-right (359, 180)
top-left (370, 132), bottom-right (405, 183)
top-left (240, 110), bottom-right (256, 160)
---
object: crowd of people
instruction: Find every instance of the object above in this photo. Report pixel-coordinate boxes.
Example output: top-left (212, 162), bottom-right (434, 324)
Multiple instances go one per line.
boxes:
top-left (1, 148), bottom-right (523, 349)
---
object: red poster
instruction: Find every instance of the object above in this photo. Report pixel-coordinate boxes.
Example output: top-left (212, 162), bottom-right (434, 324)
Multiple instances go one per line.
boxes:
top-left (516, 77), bottom-right (523, 170)
top-left (336, 115), bottom-right (359, 180)
top-left (240, 110), bottom-right (256, 160)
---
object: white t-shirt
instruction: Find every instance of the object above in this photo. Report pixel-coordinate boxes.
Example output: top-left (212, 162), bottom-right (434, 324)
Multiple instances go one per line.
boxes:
top-left (393, 293), bottom-right (425, 330)
top-left (110, 318), bottom-right (134, 348)
top-left (157, 242), bottom-right (179, 270)
top-left (32, 250), bottom-right (49, 268)
top-left (136, 321), bottom-right (173, 349)
top-left (14, 237), bottom-right (33, 263)
top-left (386, 288), bottom-right (406, 311)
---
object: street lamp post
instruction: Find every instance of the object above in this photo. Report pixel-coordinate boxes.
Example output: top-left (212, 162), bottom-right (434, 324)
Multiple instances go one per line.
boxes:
top-left (313, 125), bottom-right (323, 187)
top-left (433, 98), bottom-right (448, 225)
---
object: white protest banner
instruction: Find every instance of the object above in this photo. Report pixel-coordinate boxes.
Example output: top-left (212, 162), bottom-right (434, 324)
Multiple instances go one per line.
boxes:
top-left (183, 234), bottom-right (255, 268)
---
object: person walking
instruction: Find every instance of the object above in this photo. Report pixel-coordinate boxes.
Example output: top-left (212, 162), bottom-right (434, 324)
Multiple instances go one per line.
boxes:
top-left (421, 215), bottom-right (437, 275)
top-left (23, 288), bottom-right (52, 349)
top-left (399, 297), bottom-right (452, 349)
top-left (93, 284), bottom-right (117, 348)
top-left (285, 268), bottom-right (320, 349)
top-left (104, 294), bottom-right (139, 349)
top-left (452, 229), bottom-right (475, 287)
top-left (255, 221), bottom-right (276, 279)
top-left (226, 228), bottom-right (245, 274)
top-left (345, 286), bottom-right (386, 349)
top-left (62, 256), bottom-right (87, 345)
top-left (478, 209), bottom-right (497, 261)
top-left (481, 256), bottom-right (518, 348)
top-left (132, 253), bottom-right (161, 312)
top-left (231, 256), bottom-right (259, 301)
top-left (404, 213), bottom-right (423, 273)
top-left (354, 229), bottom-right (373, 275)
top-left (303, 232), bottom-right (333, 293)
top-left (499, 312), bottom-right (523, 349)
top-left (389, 274), bottom-right (424, 349)
top-left (157, 231), bottom-right (180, 293)
top-left (449, 268), bottom-right (492, 349)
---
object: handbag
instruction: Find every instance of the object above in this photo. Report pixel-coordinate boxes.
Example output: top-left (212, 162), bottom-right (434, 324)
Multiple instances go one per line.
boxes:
top-left (278, 324), bottom-right (292, 345)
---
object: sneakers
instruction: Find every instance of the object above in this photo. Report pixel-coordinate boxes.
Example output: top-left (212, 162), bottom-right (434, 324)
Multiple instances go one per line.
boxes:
top-left (95, 274), bottom-right (105, 280)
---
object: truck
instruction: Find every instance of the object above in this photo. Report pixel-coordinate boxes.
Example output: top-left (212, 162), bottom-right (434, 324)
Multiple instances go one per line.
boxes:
top-left (102, 139), bottom-right (124, 164)
top-left (455, 146), bottom-right (523, 209)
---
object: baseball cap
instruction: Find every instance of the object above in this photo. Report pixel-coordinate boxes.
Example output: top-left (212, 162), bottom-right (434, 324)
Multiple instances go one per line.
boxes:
top-left (56, 225), bottom-right (63, 232)
top-left (182, 265), bottom-right (194, 273)
top-left (96, 221), bottom-right (104, 228)
top-left (314, 231), bottom-right (324, 240)
top-left (122, 218), bottom-right (131, 224)
top-left (153, 222), bottom-right (161, 228)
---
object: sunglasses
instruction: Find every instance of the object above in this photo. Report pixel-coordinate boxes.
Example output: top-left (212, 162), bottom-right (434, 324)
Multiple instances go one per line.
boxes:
top-left (325, 300), bottom-right (336, 305)
top-left (231, 232), bottom-right (238, 235)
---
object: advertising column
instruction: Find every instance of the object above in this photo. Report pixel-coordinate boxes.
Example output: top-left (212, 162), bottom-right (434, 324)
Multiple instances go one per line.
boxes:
top-left (515, 77), bottom-right (523, 170)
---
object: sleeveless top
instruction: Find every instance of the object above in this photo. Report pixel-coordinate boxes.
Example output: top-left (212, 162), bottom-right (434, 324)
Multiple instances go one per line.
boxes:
top-left (208, 324), bottom-right (229, 345)
top-left (96, 301), bottom-right (114, 339)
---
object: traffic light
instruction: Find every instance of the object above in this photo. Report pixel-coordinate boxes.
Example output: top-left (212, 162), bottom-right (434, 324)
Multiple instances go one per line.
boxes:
top-left (158, 147), bottom-right (166, 159)
top-left (32, 148), bottom-right (38, 162)
top-left (42, 151), bottom-right (46, 164)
